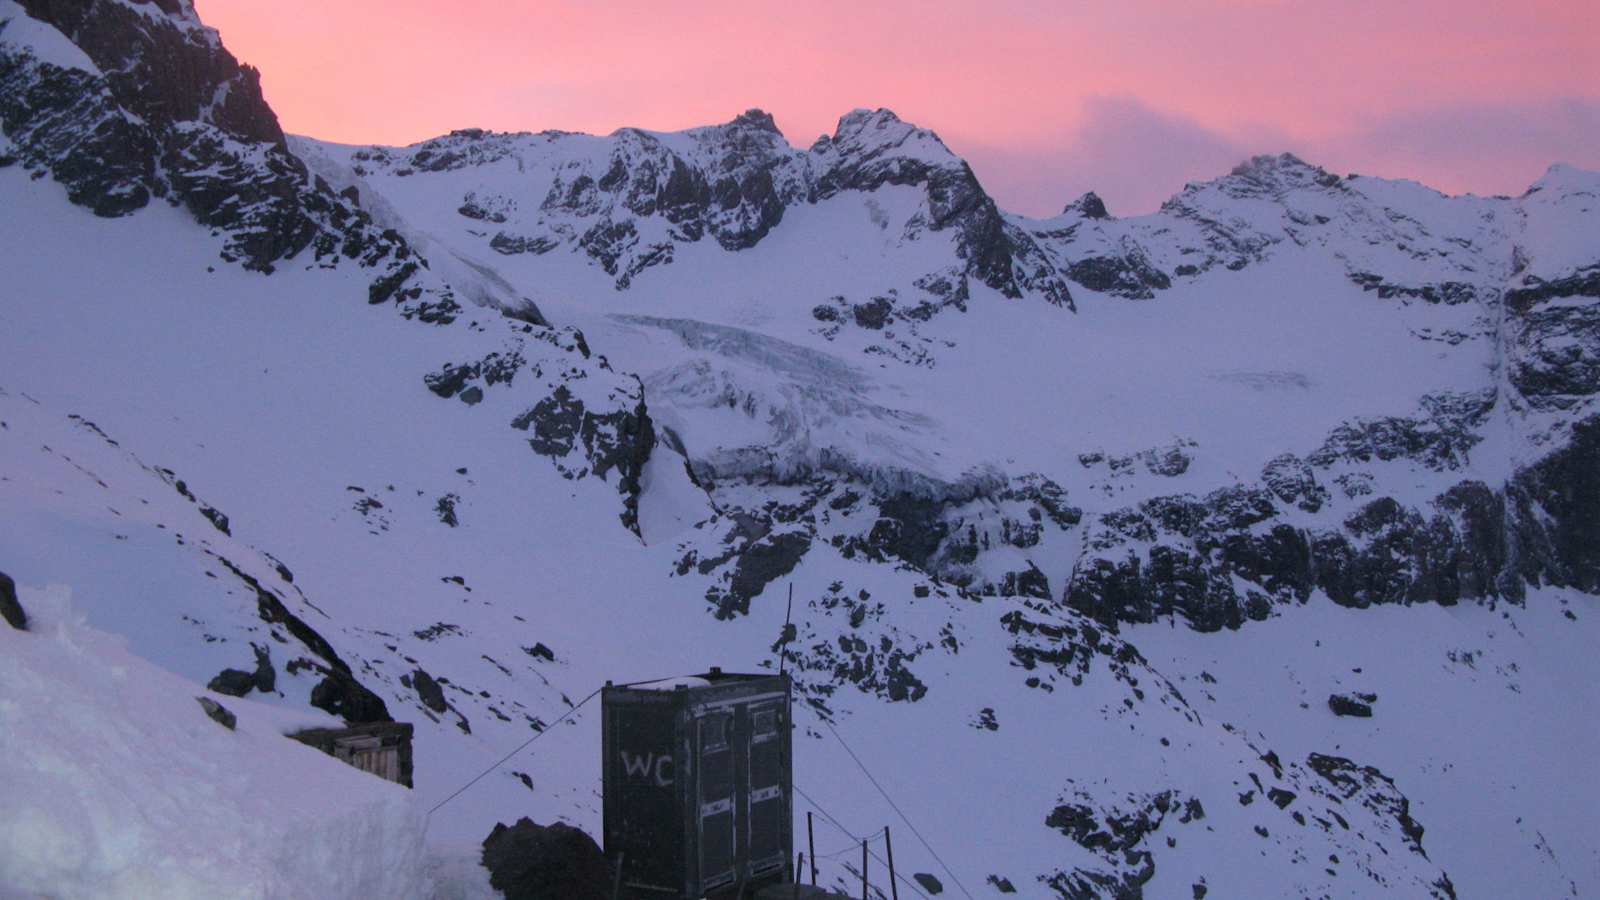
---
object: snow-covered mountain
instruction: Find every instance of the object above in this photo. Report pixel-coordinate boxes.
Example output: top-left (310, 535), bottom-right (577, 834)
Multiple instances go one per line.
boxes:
top-left (2, 1), bottom-right (1597, 897)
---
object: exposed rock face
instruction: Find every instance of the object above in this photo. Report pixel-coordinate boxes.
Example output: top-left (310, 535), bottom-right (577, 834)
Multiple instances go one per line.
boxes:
top-left (1044, 789), bottom-right (1203, 898)
top-left (1508, 415), bottom-right (1600, 592)
top-left (812, 108), bottom-right (1074, 309)
top-left (1304, 754), bottom-right (1434, 863)
top-left (511, 378), bottom-right (656, 535)
top-left (1063, 191), bottom-right (1110, 220)
top-left (309, 672), bottom-right (391, 723)
top-left (1059, 390), bottom-right (1600, 631)
top-left (0, 0), bottom-right (466, 323)
top-left (0, 16), bottom-right (155, 214)
top-left (20, 0), bottom-right (282, 144)
top-left (1507, 265), bottom-right (1600, 408)
top-left (480, 818), bottom-right (611, 900)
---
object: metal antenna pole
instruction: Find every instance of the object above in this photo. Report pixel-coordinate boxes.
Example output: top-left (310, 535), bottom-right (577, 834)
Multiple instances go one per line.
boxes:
top-left (861, 839), bottom-right (869, 900)
top-left (885, 827), bottom-right (899, 900)
top-left (778, 582), bottom-right (794, 678)
top-left (806, 807), bottom-right (819, 883)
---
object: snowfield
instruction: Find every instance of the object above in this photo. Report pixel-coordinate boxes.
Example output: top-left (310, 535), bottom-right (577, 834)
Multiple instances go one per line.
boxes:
top-left (0, 584), bottom-right (428, 900)
top-left (2, 1), bottom-right (1599, 897)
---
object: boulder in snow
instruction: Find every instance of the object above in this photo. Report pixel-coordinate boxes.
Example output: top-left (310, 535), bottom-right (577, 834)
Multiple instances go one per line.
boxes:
top-left (481, 817), bottom-right (611, 900)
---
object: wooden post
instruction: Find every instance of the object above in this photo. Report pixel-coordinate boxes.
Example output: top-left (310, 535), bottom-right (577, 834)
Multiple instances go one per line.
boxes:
top-left (808, 812), bottom-right (817, 885)
top-left (861, 839), bottom-right (869, 900)
top-left (885, 827), bottom-right (899, 900)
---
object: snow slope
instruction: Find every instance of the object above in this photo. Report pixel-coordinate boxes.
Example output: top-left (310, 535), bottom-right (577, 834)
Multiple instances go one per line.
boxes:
top-left (3, 1), bottom-right (1599, 897)
top-left (0, 150), bottom-right (1462, 899)
top-left (0, 583), bottom-right (425, 900)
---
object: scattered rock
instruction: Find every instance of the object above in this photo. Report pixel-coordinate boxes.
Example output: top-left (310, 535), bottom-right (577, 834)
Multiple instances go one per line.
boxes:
top-left (986, 875), bottom-right (1016, 893)
top-left (411, 668), bottom-right (448, 714)
top-left (207, 668), bottom-right (257, 697)
top-left (1328, 693), bottom-right (1374, 718)
top-left (435, 493), bottom-right (460, 527)
top-left (195, 696), bottom-right (236, 730)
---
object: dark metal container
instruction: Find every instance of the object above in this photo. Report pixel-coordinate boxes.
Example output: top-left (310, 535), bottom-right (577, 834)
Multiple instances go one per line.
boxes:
top-left (602, 669), bottom-right (793, 898)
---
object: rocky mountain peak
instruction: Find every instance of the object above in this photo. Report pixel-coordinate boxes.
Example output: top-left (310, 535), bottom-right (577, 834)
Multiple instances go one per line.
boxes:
top-left (1523, 161), bottom-right (1599, 199)
top-left (726, 107), bottom-right (781, 136)
top-left (816, 107), bottom-right (956, 165)
top-left (1063, 190), bottom-right (1111, 220)
top-left (1217, 151), bottom-right (1342, 197)
top-left (17, 0), bottom-right (281, 145)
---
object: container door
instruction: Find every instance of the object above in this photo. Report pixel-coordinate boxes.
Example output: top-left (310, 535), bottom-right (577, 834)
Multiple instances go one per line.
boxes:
top-left (610, 702), bottom-right (681, 894)
top-left (746, 700), bottom-right (786, 877)
top-left (697, 710), bottom-right (737, 891)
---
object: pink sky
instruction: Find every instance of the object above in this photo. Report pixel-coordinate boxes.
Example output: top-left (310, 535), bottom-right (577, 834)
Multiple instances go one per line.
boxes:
top-left (195, 0), bottom-right (1600, 216)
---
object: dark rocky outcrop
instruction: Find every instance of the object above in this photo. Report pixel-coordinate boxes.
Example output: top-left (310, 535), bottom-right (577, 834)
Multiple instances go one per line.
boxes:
top-left (208, 554), bottom-right (390, 722)
top-left (1065, 251), bottom-right (1171, 300)
top-left (206, 668), bottom-right (256, 697)
top-left (1328, 692), bottom-right (1375, 717)
top-left (481, 818), bottom-right (611, 900)
top-left (815, 108), bottom-right (1074, 309)
top-left (309, 672), bottom-right (391, 724)
top-left (1508, 265), bottom-right (1600, 409)
top-left (511, 380), bottom-right (656, 535)
top-left (1, 0), bottom-right (466, 320)
top-left (410, 667), bottom-right (447, 714)
top-left (19, 0), bottom-right (282, 145)
top-left (1062, 191), bottom-right (1110, 220)
top-left (1508, 415), bottom-right (1600, 592)
top-left (1043, 789), bottom-right (1195, 899)
top-left (1060, 387), bottom-right (1600, 631)
top-left (0, 33), bottom-right (156, 215)
top-left (1063, 474), bottom-right (1526, 632)
top-left (0, 570), bottom-right (25, 631)
top-left (1305, 754), bottom-right (1432, 860)
top-left (195, 696), bottom-right (236, 730)
top-left (707, 530), bottom-right (811, 619)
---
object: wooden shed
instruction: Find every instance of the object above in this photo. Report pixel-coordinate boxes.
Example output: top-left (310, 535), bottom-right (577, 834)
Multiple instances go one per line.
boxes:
top-left (288, 721), bottom-right (414, 788)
